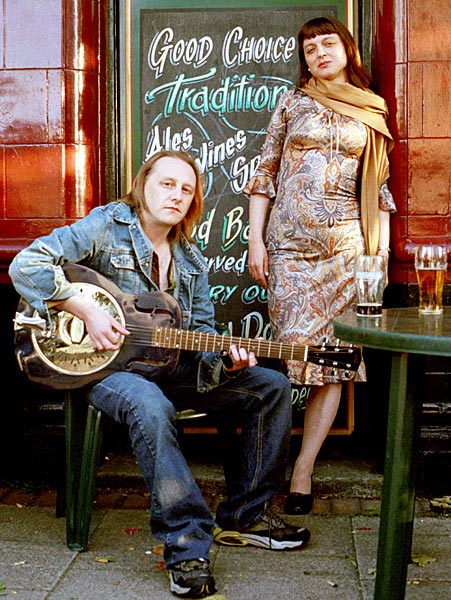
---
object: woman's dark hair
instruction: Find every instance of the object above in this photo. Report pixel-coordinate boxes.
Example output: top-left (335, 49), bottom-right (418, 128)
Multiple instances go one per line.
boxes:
top-left (297, 16), bottom-right (372, 89)
top-left (122, 149), bottom-right (204, 242)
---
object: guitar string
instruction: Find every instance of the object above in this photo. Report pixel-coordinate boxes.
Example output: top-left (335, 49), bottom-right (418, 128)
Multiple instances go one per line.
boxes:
top-left (120, 323), bottom-right (350, 350)
top-left (110, 323), bottom-right (357, 363)
top-left (121, 327), bottom-right (298, 359)
top-left (122, 323), bottom-right (297, 353)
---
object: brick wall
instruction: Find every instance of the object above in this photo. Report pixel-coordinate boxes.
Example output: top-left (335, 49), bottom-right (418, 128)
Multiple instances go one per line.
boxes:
top-left (0, 0), bottom-right (108, 475)
top-left (0, 0), bottom-right (107, 280)
top-left (374, 0), bottom-right (451, 287)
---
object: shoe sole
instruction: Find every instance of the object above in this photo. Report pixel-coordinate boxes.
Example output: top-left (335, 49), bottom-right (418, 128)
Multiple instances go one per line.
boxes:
top-left (213, 526), bottom-right (250, 546)
top-left (238, 532), bottom-right (310, 550)
top-left (168, 573), bottom-right (216, 597)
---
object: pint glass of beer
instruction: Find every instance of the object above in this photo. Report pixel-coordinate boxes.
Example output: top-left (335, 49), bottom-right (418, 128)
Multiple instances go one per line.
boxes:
top-left (354, 255), bottom-right (387, 317)
top-left (414, 245), bottom-right (448, 314)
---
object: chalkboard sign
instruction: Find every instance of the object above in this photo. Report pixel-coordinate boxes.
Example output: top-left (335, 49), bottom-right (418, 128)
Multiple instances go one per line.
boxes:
top-left (128, 2), bottom-right (350, 417)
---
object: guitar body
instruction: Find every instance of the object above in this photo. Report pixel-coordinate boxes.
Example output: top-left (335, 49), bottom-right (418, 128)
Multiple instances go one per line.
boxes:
top-left (14, 264), bottom-right (182, 390)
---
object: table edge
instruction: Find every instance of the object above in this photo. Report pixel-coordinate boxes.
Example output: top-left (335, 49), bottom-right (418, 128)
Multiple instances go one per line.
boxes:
top-left (334, 311), bottom-right (451, 357)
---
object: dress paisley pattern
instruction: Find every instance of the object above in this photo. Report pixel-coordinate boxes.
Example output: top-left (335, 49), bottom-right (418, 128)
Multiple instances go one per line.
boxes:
top-left (246, 89), bottom-right (396, 386)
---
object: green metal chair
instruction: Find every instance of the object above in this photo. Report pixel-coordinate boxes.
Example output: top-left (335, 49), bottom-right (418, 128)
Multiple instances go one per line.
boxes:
top-left (64, 391), bottom-right (104, 551)
top-left (63, 390), bottom-right (207, 551)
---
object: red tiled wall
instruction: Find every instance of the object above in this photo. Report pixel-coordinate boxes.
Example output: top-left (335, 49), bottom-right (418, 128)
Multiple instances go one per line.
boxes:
top-left (0, 0), bottom-right (106, 279)
top-left (1, 0), bottom-right (451, 288)
top-left (374, 0), bottom-right (451, 285)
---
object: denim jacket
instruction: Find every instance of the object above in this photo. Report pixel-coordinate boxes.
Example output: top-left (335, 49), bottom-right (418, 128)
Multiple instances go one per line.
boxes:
top-left (9, 202), bottom-right (224, 392)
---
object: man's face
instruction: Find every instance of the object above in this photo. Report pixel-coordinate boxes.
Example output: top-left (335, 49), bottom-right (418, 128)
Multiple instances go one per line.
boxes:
top-left (143, 156), bottom-right (196, 229)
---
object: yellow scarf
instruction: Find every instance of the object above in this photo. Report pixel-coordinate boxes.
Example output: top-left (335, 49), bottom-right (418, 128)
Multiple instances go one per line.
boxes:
top-left (301, 78), bottom-right (394, 255)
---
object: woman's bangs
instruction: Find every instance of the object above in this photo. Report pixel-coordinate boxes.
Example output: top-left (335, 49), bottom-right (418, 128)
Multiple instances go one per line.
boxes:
top-left (301, 20), bottom-right (337, 41)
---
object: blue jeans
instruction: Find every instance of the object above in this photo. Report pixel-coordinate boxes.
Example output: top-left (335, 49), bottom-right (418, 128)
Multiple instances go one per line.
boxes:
top-left (89, 362), bottom-right (292, 567)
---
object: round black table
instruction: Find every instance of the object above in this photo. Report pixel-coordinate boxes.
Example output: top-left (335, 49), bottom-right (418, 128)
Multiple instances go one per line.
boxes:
top-left (334, 307), bottom-right (451, 600)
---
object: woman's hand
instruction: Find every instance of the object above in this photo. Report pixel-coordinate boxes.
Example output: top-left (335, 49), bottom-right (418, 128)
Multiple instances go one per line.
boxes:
top-left (248, 193), bottom-right (271, 289)
top-left (377, 247), bottom-right (390, 288)
top-left (248, 237), bottom-right (270, 289)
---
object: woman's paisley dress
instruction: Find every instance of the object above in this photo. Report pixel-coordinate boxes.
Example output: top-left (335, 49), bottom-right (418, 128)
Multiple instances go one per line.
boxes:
top-left (246, 89), bottom-right (396, 385)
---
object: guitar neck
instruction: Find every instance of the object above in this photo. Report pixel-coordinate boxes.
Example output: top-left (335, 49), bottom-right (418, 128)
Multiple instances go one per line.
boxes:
top-left (150, 327), bottom-right (306, 361)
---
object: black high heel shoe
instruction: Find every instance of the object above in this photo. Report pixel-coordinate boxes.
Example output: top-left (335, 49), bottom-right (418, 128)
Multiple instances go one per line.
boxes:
top-left (284, 492), bottom-right (314, 515)
top-left (284, 474), bottom-right (314, 515)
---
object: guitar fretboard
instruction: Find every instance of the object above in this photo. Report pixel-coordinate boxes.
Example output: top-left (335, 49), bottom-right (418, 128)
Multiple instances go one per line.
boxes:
top-left (148, 327), bottom-right (361, 371)
top-left (150, 327), bottom-right (308, 361)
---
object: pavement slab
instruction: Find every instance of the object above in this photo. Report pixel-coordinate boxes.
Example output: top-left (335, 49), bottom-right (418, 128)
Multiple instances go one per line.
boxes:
top-left (1, 504), bottom-right (450, 600)
top-left (1, 450), bottom-right (450, 600)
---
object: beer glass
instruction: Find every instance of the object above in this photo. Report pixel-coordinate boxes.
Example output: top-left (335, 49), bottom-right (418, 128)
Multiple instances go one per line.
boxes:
top-left (414, 245), bottom-right (447, 314)
top-left (354, 255), bottom-right (386, 317)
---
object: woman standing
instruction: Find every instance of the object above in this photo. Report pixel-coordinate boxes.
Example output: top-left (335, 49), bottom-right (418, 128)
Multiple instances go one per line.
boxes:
top-left (245, 16), bottom-right (396, 515)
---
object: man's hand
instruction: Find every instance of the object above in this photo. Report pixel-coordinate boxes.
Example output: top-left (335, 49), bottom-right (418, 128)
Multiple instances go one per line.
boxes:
top-left (83, 307), bottom-right (130, 351)
top-left (221, 344), bottom-right (258, 375)
top-left (53, 295), bottom-right (130, 351)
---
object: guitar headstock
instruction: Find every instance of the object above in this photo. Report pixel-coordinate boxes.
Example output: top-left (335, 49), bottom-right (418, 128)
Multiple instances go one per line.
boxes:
top-left (306, 345), bottom-right (362, 372)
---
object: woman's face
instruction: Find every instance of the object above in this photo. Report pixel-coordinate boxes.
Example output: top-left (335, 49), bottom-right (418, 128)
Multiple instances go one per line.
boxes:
top-left (303, 33), bottom-right (348, 83)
